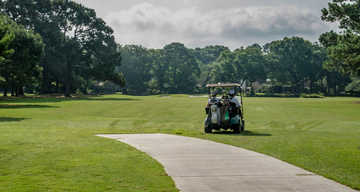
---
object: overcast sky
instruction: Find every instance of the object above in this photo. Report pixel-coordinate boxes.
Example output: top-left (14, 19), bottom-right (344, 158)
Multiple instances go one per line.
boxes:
top-left (74, 0), bottom-right (334, 49)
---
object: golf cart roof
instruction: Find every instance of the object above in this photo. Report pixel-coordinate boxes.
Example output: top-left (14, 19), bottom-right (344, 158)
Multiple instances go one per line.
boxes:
top-left (206, 83), bottom-right (241, 88)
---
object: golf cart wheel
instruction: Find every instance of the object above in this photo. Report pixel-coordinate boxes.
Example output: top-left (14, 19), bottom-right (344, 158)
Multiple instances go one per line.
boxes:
top-left (233, 125), bottom-right (240, 134)
top-left (205, 125), bottom-right (212, 133)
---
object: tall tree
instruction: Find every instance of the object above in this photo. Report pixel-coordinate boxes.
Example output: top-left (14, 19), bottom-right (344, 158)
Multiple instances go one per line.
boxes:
top-left (161, 43), bottom-right (200, 94)
top-left (191, 45), bottom-right (230, 86)
top-left (212, 49), bottom-right (237, 83)
top-left (1, 0), bottom-right (123, 96)
top-left (148, 48), bottom-right (167, 94)
top-left (319, 32), bottom-right (351, 95)
top-left (321, 0), bottom-right (360, 76)
top-left (264, 37), bottom-right (315, 94)
top-left (0, 15), bottom-right (44, 96)
top-left (235, 44), bottom-right (267, 86)
top-left (119, 45), bottom-right (152, 95)
top-left (211, 44), bottom-right (266, 94)
top-left (306, 44), bottom-right (327, 93)
top-left (0, 15), bottom-right (15, 95)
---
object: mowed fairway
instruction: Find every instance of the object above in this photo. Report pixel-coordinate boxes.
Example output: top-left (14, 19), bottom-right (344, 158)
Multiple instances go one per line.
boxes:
top-left (0, 95), bottom-right (359, 191)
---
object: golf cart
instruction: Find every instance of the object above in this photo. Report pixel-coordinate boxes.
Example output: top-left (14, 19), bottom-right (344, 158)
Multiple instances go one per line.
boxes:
top-left (204, 83), bottom-right (245, 133)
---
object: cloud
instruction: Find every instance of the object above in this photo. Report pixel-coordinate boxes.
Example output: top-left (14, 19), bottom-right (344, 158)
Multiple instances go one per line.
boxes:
top-left (106, 2), bottom-right (332, 49)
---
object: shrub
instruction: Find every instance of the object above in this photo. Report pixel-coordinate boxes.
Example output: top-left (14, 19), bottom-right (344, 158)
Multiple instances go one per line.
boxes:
top-left (300, 93), bottom-right (325, 98)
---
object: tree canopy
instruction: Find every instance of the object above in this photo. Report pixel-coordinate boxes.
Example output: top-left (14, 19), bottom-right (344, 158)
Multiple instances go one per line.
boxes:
top-left (1, 0), bottom-right (123, 96)
top-left (321, 0), bottom-right (360, 76)
top-left (0, 15), bottom-right (44, 96)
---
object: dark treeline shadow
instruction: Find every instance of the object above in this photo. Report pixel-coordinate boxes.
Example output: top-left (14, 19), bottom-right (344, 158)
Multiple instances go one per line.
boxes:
top-left (0, 96), bottom-right (140, 104)
top-left (74, 97), bottom-right (140, 102)
top-left (213, 130), bottom-right (272, 137)
top-left (0, 104), bottom-right (58, 109)
top-left (0, 117), bottom-right (28, 122)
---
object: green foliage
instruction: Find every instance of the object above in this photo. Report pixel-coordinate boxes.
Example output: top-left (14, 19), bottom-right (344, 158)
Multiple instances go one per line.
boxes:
top-left (0, 18), bottom-right (14, 58)
top-left (300, 93), bottom-right (325, 98)
top-left (210, 44), bottom-right (267, 88)
top-left (0, 15), bottom-right (15, 81)
top-left (119, 43), bottom-right (201, 95)
top-left (264, 37), bottom-right (326, 95)
top-left (346, 77), bottom-right (360, 95)
top-left (119, 45), bottom-right (153, 95)
top-left (161, 43), bottom-right (200, 94)
top-left (8, 24), bottom-right (44, 95)
top-left (191, 45), bottom-right (229, 88)
top-left (192, 45), bottom-right (229, 66)
top-left (0, 15), bottom-right (44, 96)
top-left (118, 38), bottom-right (347, 96)
top-left (321, 0), bottom-right (360, 76)
top-left (1, 0), bottom-right (123, 96)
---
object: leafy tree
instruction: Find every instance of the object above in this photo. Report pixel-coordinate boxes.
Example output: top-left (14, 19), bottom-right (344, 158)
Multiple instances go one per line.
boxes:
top-left (0, 15), bottom-right (44, 96)
top-left (147, 48), bottom-right (167, 94)
top-left (119, 45), bottom-right (152, 95)
top-left (192, 45), bottom-right (230, 65)
top-left (0, 16), bottom-right (14, 62)
top-left (49, 0), bottom-right (122, 96)
top-left (264, 37), bottom-right (316, 94)
top-left (211, 44), bottom-right (266, 94)
top-left (191, 45), bottom-right (230, 87)
top-left (8, 23), bottom-right (44, 96)
top-left (0, 16), bottom-right (14, 82)
top-left (235, 44), bottom-right (267, 86)
top-left (0, 15), bottom-right (15, 91)
top-left (321, 0), bottom-right (360, 76)
top-left (1, 0), bottom-right (123, 96)
top-left (319, 32), bottom-right (351, 95)
top-left (212, 49), bottom-right (237, 83)
top-left (161, 43), bottom-right (200, 94)
top-left (346, 77), bottom-right (360, 96)
top-left (307, 44), bottom-right (327, 93)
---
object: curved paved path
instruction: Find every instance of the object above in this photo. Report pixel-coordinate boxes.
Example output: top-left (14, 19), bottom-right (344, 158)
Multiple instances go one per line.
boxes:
top-left (97, 134), bottom-right (357, 192)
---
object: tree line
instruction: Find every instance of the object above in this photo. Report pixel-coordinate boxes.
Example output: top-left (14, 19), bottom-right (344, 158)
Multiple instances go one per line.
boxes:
top-left (119, 38), bottom-right (351, 96)
top-left (1, 0), bottom-right (360, 97)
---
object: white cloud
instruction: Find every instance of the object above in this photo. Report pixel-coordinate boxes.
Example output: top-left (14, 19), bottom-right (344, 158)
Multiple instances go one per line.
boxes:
top-left (105, 2), bottom-right (332, 49)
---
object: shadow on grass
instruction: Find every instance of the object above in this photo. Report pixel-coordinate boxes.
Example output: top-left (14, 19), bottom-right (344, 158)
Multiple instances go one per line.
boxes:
top-left (0, 117), bottom-right (28, 122)
top-left (74, 97), bottom-right (140, 102)
top-left (0, 104), bottom-right (58, 109)
top-left (213, 130), bottom-right (272, 136)
top-left (0, 96), bottom-right (140, 104)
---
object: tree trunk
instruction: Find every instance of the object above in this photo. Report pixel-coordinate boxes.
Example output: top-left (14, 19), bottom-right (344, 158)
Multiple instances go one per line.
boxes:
top-left (334, 74), bottom-right (338, 96)
top-left (3, 87), bottom-right (7, 97)
top-left (250, 81), bottom-right (255, 96)
top-left (64, 78), bottom-right (71, 97)
top-left (41, 64), bottom-right (52, 94)
top-left (11, 86), bottom-right (15, 96)
top-left (17, 86), bottom-right (24, 97)
top-left (56, 80), bottom-right (60, 93)
top-left (64, 59), bottom-right (72, 98)
top-left (15, 86), bottom-right (18, 97)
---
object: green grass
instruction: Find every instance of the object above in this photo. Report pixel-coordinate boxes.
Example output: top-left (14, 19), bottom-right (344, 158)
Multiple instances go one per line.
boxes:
top-left (0, 94), bottom-right (359, 191)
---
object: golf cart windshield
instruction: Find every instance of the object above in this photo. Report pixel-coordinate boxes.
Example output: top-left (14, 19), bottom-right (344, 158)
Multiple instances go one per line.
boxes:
top-left (206, 83), bottom-right (242, 98)
top-left (206, 83), bottom-right (241, 88)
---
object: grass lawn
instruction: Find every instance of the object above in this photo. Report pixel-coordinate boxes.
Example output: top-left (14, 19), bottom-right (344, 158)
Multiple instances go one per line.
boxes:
top-left (0, 94), bottom-right (359, 191)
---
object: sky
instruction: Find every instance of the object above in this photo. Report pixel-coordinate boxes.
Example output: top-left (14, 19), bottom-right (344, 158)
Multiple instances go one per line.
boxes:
top-left (73, 0), bottom-right (335, 49)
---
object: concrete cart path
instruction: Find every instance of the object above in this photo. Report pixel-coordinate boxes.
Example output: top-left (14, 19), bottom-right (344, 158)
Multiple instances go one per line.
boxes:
top-left (97, 134), bottom-right (357, 192)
